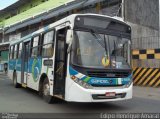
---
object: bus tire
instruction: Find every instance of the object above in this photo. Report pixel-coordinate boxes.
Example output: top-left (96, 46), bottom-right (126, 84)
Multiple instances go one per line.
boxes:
top-left (42, 79), bottom-right (54, 103)
top-left (13, 73), bottom-right (21, 88)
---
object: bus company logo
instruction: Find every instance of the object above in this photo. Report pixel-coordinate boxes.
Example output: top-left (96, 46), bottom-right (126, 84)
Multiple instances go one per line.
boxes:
top-left (91, 79), bottom-right (109, 84)
top-left (32, 58), bottom-right (41, 82)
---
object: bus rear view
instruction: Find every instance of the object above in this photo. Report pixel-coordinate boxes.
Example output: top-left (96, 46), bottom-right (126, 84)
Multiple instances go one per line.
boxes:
top-left (66, 15), bottom-right (132, 102)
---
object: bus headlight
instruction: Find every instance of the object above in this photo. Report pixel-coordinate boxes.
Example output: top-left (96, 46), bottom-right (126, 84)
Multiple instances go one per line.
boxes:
top-left (123, 79), bottom-right (133, 88)
top-left (71, 75), bottom-right (93, 89)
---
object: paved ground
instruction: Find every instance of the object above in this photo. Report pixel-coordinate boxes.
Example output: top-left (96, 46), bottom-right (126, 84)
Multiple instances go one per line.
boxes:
top-left (133, 86), bottom-right (160, 101)
top-left (0, 73), bottom-right (160, 118)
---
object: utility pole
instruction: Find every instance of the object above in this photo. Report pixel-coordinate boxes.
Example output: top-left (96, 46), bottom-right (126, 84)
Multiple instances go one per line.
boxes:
top-left (121, 0), bottom-right (125, 20)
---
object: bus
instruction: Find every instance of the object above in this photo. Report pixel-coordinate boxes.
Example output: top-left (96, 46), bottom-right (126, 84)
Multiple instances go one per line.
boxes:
top-left (8, 14), bottom-right (132, 103)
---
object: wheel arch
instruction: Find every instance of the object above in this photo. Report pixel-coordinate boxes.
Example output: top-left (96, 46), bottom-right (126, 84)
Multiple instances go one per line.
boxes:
top-left (38, 73), bottom-right (48, 91)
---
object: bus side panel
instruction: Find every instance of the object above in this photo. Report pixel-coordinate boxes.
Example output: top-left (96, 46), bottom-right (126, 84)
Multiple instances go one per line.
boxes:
top-left (16, 71), bottom-right (21, 84)
top-left (26, 57), bottom-right (42, 91)
top-left (8, 69), bottom-right (13, 80)
top-left (16, 59), bottom-right (22, 84)
top-left (8, 59), bottom-right (16, 80)
top-left (41, 58), bottom-right (54, 96)
top-left (24, 57), bottom-right (54, 93)
top-left (27, 72), bottom-right (39, 90)
top-left (65, 56), bottom-right (74, 100)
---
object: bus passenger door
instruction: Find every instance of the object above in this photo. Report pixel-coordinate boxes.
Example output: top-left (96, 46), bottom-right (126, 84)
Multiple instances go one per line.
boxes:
top-left (54, 28), bottom-right (68, 98)
top-left (21, 41), bottom-right (30, 85)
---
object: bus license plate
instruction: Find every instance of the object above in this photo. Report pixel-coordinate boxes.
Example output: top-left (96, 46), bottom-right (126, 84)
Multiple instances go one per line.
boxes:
top-left (105, 92), bottom-right (116, 97)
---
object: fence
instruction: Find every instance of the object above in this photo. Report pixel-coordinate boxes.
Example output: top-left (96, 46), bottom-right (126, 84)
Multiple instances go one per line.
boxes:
top-left (132, 36), bottom-right (160, 49)
top-left (132, 36), bottom-right (160, 87)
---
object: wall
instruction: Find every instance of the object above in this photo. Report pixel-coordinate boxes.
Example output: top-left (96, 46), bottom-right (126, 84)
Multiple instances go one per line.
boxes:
top-left (124, 0), bottom-right (160, 87)
top-left (125, 0), bottom-right (159, 30)
top-left (0, 33), bottom-right (2, 43)
top-left (2, 0), bottom-right (122, 42)
top-left (131, 23), bottom-right (159, 49)
top-left (125, 0), bottom-right (159, 49)
top-left (1, 51), bottom-right (8, 62)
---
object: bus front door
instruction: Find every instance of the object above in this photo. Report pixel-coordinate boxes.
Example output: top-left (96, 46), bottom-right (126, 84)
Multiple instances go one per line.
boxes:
top-left (54, 28), bottom-right (67, 98)
top-left (21, 41), bottom-right (30, 85)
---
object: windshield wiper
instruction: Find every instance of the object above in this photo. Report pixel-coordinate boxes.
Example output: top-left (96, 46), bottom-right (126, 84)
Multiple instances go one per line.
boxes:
top-left (114, 40), bottom-right (117, 67)
top-left (103, 35), bottom-right (109, 57)
top-left (89, 29), bottom-right (108, 56)
top-left (89, 29), bottom-right (105, 47)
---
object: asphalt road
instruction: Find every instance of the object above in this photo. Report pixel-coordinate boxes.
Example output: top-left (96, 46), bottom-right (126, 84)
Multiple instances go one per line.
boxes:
top-left (0, 74), bottom-right (160, 118)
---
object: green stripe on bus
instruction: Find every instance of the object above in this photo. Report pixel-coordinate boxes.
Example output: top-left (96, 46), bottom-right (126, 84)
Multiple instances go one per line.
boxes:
top-left (84, 77), bottom-right (91, 82)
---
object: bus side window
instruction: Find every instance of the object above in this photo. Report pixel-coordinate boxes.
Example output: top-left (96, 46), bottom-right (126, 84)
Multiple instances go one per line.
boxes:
top-left (14, 44), bottom-right (18, 59)
top-left (31, 36), bottom-right (40, 57)
top-left (42, 30), bottom-right (54, 57)
top-left (9, 46), bottom-right (12, 59)
top-left (11, 45), bottom-right (15, 59)
top-left (18, 43), bottom-right (22, 59)
top-left (16, 44), bottom-right (19, 59)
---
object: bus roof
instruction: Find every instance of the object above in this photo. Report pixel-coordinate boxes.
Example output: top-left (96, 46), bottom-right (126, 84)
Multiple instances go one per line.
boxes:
top-left (10, 13), bottom-right (130, 45)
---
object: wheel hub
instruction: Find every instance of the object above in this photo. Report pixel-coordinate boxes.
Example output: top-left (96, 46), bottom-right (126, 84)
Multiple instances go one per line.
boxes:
top-left (43, 84), bottom-right (50, 96)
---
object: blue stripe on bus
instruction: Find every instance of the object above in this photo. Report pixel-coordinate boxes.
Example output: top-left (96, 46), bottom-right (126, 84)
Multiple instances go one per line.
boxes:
top-left (9, 57), bottom-right (42, 81)
top-left (9, 60), bottom-right (17, 70)
top-left (69, 66), bottom-right (132, 86)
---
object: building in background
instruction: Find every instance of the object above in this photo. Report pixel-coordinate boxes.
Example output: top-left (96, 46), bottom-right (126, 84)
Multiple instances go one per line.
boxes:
top-left (125, 0), bottom-right (159, 68)
top-left (0, 0), bottom-right (160, 87)
top-left (0, 42), bottom-right (9, 71)
top-left (0, 0), bottom-right (122, 72)
top-left (124, 0), bottom-right (160, 87)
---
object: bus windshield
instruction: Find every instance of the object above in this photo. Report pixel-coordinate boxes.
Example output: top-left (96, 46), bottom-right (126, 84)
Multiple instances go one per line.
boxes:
top-left (71, 30), bottom-right (131, 69)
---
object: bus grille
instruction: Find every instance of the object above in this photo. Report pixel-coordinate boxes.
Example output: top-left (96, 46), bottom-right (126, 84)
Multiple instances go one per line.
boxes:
top-left (91, 84), bottom-right (124, 87)
top-left (87, 71), bottom-right (131, 78)
top-left (92, 93), bottom-right (126, 100)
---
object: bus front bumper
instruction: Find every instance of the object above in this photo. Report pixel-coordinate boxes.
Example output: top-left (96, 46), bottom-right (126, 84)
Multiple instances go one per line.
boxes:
top-left (66, 82), bottom-right (133, 102)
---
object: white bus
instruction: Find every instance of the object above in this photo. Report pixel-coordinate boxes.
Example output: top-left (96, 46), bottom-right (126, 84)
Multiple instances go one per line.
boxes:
top-left (8, 14), bottom-right (132, 103)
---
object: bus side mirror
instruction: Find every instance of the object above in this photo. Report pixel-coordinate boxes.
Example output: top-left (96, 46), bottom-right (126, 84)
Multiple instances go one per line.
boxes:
top-left (66, 30), bottom-right (73, 44)
top-left (67, 44), bottom-right (72, 53)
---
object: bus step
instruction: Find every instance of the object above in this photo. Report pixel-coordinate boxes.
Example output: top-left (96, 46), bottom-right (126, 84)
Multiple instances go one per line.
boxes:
top-left (22, 83), bottom-right (27, 88)
top-left (54, 95), bottom-right (63, 99)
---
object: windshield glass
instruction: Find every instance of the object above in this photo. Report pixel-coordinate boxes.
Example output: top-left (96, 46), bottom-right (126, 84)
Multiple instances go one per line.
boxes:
top-left (71, 31), bottom-right (131, 69)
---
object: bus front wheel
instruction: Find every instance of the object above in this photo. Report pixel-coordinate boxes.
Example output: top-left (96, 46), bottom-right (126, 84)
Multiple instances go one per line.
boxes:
top-left (42, 79), bottom-right (53, 103)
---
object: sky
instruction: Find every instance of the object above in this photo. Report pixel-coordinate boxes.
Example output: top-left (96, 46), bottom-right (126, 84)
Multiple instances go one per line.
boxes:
top-left (0, 0), bottom-right (18, 10)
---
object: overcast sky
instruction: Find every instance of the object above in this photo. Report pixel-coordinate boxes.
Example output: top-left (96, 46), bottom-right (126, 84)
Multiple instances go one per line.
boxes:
top-left (0, 0), bottom-right (18, 10)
